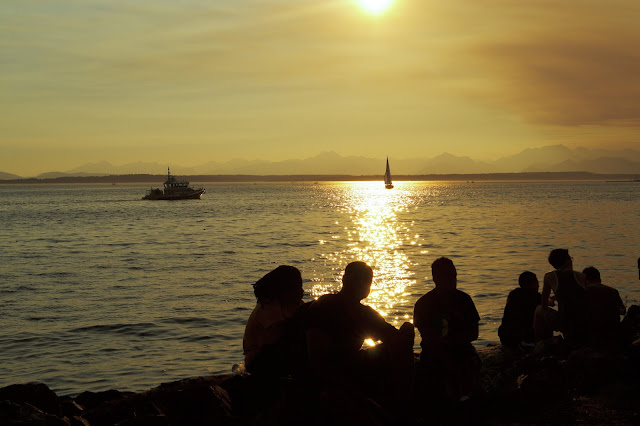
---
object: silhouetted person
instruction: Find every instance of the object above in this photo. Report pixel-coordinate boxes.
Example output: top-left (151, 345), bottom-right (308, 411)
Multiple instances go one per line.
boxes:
top-left (535, 249), bottom-right (588, 345)
top-left (498, 271), bottom-right (541, 350)
top-left (305, 261), bottom-right (414, 409)
top-left (583, 266), bottom-right (626, 349)
top-left (414, 257), bottom-right (480, 412)
top-left (243, 265), bottom-right (307, 377)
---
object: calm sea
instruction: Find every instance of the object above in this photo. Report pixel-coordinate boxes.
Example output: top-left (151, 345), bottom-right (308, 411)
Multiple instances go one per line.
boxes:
top-left (1, 181), bottom-right (639, 396)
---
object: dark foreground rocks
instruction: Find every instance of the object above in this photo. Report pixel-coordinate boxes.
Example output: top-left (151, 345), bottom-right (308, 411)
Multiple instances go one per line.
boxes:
top-left (3, 306), bottom-right (640, 425)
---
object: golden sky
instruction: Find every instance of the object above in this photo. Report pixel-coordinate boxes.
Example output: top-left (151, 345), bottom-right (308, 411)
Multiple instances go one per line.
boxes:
top-left (2, 0), bottom-right (639, 176)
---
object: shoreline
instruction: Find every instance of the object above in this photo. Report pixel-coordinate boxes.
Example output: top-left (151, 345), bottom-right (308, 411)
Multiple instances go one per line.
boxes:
top-left (2, 336), bottom-right (639, 425)
top-left (2, 171), bottom-right (640, 184)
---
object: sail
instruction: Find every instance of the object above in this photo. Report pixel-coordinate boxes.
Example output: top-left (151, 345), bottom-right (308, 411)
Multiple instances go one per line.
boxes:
top-left (384, 157), bottom-right (393, 188)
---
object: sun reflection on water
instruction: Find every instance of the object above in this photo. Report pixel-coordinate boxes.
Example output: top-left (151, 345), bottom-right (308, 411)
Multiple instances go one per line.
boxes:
top-left (311, 181), bottom-right (418, 327)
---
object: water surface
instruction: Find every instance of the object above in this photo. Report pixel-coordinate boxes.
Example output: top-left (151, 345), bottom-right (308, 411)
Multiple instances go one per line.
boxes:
top-left (1, 181), bottom-right (638, 395)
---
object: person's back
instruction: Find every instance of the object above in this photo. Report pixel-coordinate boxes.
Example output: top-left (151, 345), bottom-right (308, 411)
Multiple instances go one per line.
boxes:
top-left (414, 287), bottom-right (478, 353)
top-left (305, 262), bottom-right (406, 379)
top-left (305, 261), bottom-right (414, 417)
top-left (243, 265), bottom-right (306, 377)
top-left (305, 291), bottom-right (399, 373)
top-left (583, 266), bottom-right (626, 347)
top-left (554, 269), bottom-right (590, 344)
top-left (413, 257), bottom-right (480, 411)
top-left (541, 249), bottom-right (588, 344)
top-left (498, 271), bottom-right (541, 348)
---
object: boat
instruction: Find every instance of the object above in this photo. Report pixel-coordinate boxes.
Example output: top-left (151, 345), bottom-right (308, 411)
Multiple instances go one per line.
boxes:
top-left (384, 157), bottom-right (394, 189)
top-left (142, 168), bottom-right (205, 200)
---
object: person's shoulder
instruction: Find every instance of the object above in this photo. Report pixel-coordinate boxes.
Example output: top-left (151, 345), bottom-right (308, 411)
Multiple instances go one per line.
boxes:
top-left (293, 300), bottom-right (314, 317)
top-left (574, 270), bottom-right (587, 284)
top-left (359, 302), bottom-right (385, 320)
top-left (415, 289), bottom-right (437, 305)
top-left (455, 289), bottom-right (474, 300)
top-left (306, 293), bottom-right (336, 313)
top-left (596, 283), bottom-right (621, 296)
top-left (313, 292), bottom-right (337, 304)
top-left (508, 287), bottom-right (522, 297)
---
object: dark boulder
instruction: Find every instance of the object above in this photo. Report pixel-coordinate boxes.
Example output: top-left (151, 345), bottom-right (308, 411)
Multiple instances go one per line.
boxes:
top-left (0, 399), bottom-right (68, 426)
top-left (74, 389), bottom-right (134, 411)
top-left (566, 346), bottom-right (631, 392)
top-left (0, 382), bottom-right (62, 417)
top-left (149, 384), bottom-right (232, 426)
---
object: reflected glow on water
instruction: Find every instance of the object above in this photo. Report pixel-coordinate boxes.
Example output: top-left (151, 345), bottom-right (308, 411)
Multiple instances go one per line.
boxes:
top-left (311, 182), bottom-right (418, 326)
top-left (2, 181), bottom-right (639, 395)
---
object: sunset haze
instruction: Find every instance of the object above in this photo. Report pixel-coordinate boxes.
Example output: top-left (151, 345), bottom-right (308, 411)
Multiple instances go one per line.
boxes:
top-left (2, 0), bottom-right (639, 176)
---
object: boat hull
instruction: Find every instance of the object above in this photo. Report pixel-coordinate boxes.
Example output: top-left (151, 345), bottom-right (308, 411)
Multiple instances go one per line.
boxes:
top-left (142, 189), bottom-right (205, 200)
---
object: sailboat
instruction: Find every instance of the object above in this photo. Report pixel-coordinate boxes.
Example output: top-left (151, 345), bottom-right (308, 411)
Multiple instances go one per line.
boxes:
top-left (384, 157), bottom-right (394, 189)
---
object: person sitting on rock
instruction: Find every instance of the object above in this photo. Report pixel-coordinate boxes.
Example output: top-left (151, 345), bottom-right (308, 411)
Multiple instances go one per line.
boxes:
top-left (582, 266), bottom-right (626, 348)
top-left (535, 248), bottom-right (588, 346)
top-left (304, 261), bottom-right (414, 406)
top-left (498, 271), bottom-right (541, 351)
top-left (413, 257), bottom-right (481, 409)
top-left (243, 265), bottom-right (308, 377)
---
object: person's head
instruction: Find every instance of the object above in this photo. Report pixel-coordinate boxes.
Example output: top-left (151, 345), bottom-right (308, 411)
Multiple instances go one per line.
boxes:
top-left (518, 271), bottom-right (539, 291)
top-left (548, 249), bottom-right (572, 270)
top-left (253, 265), bottom-right (303, 312)
top-left (582, 266), bottom-right (601, 284)
top-left (431, 257), bottom-right (457, 291)
top-left (341, 261), bottom-right (373, 301)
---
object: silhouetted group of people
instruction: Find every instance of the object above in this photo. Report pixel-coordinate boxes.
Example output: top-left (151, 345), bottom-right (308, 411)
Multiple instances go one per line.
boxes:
top-left (242, 257), bottom-right (481, 422)
top-left (241, 250), bottom-right (633, 423)
top-left (499, 248), bottom-right (627, 353)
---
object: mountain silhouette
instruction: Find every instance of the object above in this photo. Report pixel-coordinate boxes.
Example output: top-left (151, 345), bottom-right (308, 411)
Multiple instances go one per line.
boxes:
top-left (2, 145), bottom-right (640, 179)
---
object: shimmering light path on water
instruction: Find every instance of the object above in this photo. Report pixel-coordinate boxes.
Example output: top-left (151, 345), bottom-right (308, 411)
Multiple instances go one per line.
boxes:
top-left (1, 181), bottom-right (639, 395)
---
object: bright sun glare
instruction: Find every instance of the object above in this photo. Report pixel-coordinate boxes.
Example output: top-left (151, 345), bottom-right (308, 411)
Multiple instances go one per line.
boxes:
top-left (356, 0), bottom-right (394, 15)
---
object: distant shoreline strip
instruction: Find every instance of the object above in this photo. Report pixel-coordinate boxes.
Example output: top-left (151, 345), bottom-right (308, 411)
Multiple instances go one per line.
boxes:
top-left (2, 172), bottom-right (640, 184)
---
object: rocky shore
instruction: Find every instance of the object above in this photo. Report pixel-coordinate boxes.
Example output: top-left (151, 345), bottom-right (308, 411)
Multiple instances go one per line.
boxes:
top-left (3, 306), bottom-right (640, 425)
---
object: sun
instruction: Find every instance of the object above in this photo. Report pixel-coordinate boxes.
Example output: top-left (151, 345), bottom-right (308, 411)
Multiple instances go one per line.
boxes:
top-left (356, 0), bottom-right (395, 15)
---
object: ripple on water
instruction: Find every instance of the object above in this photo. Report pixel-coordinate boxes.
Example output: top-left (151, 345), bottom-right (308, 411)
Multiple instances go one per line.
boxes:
top-left (1, 181), bottom-right (639, 395)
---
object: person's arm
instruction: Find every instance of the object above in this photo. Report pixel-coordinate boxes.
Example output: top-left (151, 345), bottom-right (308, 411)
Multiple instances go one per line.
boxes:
top-left (446, 320), bottom-right (478, 345)
top-left (541, 273), bottom-right (553, 308)
top-left (615, 290), bottom-right (627, 316)
top-left (365, 306), bottom-right (401, 343)
top-left (445, 295), bottom-right (479, 345)
top-left (414, 300), bottom-right (445, 348)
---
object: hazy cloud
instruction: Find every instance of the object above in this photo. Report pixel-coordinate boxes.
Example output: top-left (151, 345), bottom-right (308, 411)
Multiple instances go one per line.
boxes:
top-left (1, 0), bottom-right (639, 175)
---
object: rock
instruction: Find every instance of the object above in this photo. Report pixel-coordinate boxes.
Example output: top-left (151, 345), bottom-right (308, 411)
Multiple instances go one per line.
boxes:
top-left (59, 396), bottom-right (84, 418)
top-left (68, 415), bottom-right (91, 426)
top-left (81, 395), bottom-right (163, 426)
top-left (0, 400), bottom-right (69, 426)
top-left (534, 335), bottom-right (568, 358)
top-left (0, 382), bottom-right (62, 417)
top-left (566, 346), bottom-right (631, 392)
top-left (117, 414), bottom-right (171, 426)
top-left (74, 389), bottom-right (134, 410)
top-left (218, 372), bottom-right (280, 418)
top-left (149, 384), bottom-right (232, 425)
top-left (516, 356), bottom-right (568, 403)
top-left (4, 336), bottom-right (640, 425)
top-left (477, 345), bottom-right (516, 397)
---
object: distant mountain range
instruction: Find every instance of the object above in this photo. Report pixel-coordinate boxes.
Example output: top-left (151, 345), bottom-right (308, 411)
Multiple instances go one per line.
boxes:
top-left (3, 145), bottom-right (640, 179)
